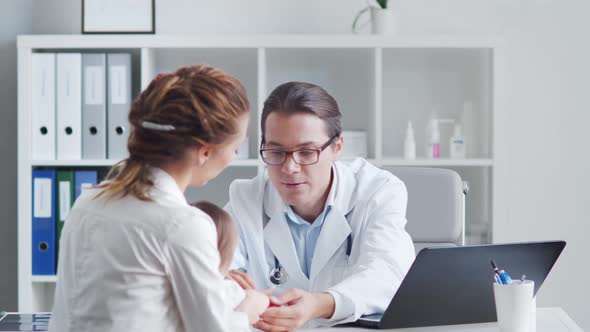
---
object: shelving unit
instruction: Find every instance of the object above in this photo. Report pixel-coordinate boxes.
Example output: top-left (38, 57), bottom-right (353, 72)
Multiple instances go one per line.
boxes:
top-left (17, 34), bottom-right (502, 312)
top-left (379, 158), bottom-right (493, 167)
top-left (30, 159), bottom-right (261, 168)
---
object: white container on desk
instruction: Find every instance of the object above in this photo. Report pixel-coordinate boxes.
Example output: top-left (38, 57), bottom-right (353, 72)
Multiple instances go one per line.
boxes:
top-left (493, 280), bottom-right (535, 332)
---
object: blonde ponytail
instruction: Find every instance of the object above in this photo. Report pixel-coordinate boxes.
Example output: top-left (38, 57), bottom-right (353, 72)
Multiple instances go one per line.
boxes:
top-left (96, 64), bottom-right (249, 201)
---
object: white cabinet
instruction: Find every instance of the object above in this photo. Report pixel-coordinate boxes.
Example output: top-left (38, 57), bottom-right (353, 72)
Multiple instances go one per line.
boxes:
top-left (17, 34), bottom-right (501, 311)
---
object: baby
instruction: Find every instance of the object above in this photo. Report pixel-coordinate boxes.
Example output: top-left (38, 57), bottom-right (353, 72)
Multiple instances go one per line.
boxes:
top-left (191, 200), bottom-right (238, 274)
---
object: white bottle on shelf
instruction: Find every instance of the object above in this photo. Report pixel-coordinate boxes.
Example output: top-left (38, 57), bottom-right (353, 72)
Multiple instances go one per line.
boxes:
top-left (449, 123), bottom-right (466, 159)
top-left (403, 121), bottom-right (416, 160)
top-left (426, 114), bottom-right (440, 159)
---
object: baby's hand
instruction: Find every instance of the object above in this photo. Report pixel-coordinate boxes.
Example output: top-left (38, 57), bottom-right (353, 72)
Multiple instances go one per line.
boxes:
top-left (226, 269), bottom-right (256, 289)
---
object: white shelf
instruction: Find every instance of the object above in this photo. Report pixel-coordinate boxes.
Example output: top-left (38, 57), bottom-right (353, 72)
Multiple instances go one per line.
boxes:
top-left (231, 159), bottom-right (261, 167)
top-left (380, 158), bottom-right (493, 167)
top-left (18, 34), bottom-right (502, 49)
top-left (31, 275), bottom-right (57, 283)
top-left (31, 160), bottom-right (119, 167)
top-left (30, 159), bottom-right (261, 167)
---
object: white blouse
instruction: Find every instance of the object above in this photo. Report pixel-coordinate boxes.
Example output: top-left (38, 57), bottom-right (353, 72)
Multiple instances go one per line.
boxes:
top-left (49, 167), bottom-right (249, 332)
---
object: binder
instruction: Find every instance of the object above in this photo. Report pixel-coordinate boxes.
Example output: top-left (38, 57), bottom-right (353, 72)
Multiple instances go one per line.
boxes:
top-left (0, 313), bottom-right (51, 330)
top-left (32, 169), bottom-right (56, 275)
top-left (107, 53), bottom-right (132, 160)
top-left (56, 53), bottom-right (82, 160)
top-left (31, 53), bottom-right (56, 160)
top-left (56, 170), bottom-right (74, 264)
top-left (74, 170), bottom-right (98, 200)
top-left (82, 53), bottom-right (107, 159)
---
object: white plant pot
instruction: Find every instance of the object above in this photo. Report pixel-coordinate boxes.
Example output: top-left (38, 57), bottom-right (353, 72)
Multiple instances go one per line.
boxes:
top-left (370, 7), bottom-right (395, 35)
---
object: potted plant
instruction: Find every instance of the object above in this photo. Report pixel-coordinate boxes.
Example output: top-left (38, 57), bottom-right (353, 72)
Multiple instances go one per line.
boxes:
top-left (352, 0), bottom-right (395, 35)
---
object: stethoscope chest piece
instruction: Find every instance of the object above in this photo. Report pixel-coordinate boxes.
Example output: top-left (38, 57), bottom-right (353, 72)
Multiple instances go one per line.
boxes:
top-left (269, 257), bottom-right (289, 285)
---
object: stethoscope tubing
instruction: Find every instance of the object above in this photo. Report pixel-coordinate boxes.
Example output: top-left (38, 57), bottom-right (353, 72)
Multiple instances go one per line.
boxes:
top-left (270, 233), bottom-right (352, 285)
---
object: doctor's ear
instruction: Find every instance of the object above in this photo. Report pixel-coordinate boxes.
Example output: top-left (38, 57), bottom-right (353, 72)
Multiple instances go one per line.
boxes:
top-left (332, 135), bottom-right (343, 159)
top-left (190, 145), bottom-right (212, 166)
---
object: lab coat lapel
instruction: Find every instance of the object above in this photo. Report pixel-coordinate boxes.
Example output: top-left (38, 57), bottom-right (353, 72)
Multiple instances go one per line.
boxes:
top-left (309, 162), bottom-right (356, 280)
top-left (263, 183), bottom-right (308, 286)
top-left (309, 209), bottom-right (351, 280)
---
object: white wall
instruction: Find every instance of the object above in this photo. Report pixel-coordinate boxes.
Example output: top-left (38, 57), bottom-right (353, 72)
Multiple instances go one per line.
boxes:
top-left (0, 0), bottom-right (32, 310)
top-left (22, 0), bottom-right (590, 329)
top-left (493, 2), bottom-right (590, 329)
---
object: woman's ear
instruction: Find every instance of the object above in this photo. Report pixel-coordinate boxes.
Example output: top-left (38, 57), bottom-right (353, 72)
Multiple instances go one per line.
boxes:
top-left (192, 145), bottom-right (212, 166)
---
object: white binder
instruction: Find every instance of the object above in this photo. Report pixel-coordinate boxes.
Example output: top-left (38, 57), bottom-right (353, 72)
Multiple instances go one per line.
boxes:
top-left (106, 53), bottom-right (132, 160)
top-left (31, 53), bottom-right (56, 160)
top-left (82, 53), bottom-right (107, 159)
top-left (56, 53), bottom-right (82, 160)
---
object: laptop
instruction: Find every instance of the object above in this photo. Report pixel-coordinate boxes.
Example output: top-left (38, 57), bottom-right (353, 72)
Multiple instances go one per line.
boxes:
top-left (353, 241), bottom-right (566, 329)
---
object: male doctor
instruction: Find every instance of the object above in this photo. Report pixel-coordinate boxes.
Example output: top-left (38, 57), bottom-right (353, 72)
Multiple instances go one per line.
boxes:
top-left (226, 82), bottom-right (415, 331)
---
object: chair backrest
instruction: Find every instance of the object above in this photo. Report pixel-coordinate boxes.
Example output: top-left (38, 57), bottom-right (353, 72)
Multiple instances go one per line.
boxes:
top-left (388, 167), bottom-right (465, 254)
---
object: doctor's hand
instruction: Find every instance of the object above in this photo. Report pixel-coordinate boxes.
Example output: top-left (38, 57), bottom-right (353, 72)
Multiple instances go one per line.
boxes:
top-left (255, 289), bottom-right (335, 332)
top-left (226, 269), bottom-right (256, 289)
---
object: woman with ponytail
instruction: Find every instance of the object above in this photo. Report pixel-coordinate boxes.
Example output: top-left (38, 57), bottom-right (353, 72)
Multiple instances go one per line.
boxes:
top-left (49, 65), bottom-right (269, 332)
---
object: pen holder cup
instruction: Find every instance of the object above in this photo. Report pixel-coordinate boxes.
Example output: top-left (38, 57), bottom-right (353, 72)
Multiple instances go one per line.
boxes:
top-left (493, 280), bottom-right (535, 332)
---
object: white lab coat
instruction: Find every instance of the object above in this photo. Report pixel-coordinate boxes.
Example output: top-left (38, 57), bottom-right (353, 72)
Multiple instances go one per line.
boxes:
top-left (49, 167), bottom-right (249, 332)
top-left (227, 158), bottom-right (416, 326)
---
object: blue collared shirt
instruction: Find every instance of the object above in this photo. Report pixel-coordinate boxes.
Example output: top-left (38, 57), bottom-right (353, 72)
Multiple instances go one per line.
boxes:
top-left (285, 205), bottom-right (332, 278)
top-left (283, 167), bottom-right (337, 279)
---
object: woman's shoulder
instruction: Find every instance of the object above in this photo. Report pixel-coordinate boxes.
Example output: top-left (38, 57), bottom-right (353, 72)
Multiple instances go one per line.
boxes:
top-left (162, 205), bottom-right (219, 251)
top-left (171, 204), bottom-right (215, 229)
top-left (73, 187), bottom-right (214, 237)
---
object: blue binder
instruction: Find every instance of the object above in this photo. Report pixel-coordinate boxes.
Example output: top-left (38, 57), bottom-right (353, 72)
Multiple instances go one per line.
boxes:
top-left (32, 169), bottom-right (56, 275)
top-left (74, 170), bottom-right (98, 200)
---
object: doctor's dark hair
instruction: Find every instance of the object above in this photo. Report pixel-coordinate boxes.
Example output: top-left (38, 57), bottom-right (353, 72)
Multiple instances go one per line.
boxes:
top-left (97, 64), bottom-right (249, 201)
top-left (261, 82), bottom-right (342, 143)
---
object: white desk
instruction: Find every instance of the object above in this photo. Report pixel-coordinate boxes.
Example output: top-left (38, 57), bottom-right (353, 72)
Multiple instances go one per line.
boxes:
top-left (303, 308), bottom-right (583, 332)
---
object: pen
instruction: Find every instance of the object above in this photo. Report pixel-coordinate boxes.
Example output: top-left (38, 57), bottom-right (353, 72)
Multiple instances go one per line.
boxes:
top-left (491, 260), bottom-right (503, 284)
top-left (491, 260), bottom-right (512, 285)
top-left (494, 274), bottom-right (502, 284)
top-left (500, 269), bottom-right (512, 284)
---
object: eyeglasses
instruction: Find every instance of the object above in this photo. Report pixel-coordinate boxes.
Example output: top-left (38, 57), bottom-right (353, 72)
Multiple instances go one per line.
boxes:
top-left (260, 136), bottom-right (337, 166)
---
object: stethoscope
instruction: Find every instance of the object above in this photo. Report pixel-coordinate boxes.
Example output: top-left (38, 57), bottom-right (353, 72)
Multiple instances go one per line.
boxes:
top-left (260, 170), bottom-right (354, 285)
top-left (269, 229), bottom-right (353, 285)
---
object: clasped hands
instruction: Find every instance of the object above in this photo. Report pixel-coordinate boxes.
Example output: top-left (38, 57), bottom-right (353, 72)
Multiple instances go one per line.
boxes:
top-left (227, 269), bottom-right (335, 332)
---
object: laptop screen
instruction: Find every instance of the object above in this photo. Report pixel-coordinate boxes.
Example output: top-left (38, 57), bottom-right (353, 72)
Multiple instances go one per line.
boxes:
top-left (375, 241), bottom-right (565, 329)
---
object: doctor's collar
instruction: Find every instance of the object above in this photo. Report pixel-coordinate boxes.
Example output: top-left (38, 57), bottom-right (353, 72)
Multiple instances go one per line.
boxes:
top-left (263, 161), bottom-right (356, 219)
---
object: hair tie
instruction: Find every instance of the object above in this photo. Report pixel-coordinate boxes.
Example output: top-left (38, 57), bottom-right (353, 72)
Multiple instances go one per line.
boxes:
top-left (141, 121), bottom-right (175, 131)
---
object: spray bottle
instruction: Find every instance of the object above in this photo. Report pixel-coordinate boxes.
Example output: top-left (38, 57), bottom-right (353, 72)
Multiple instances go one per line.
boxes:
top-left (426, 113), bottom-right (440, 159)
top-left (403, 121), bottom-right (416, 160)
